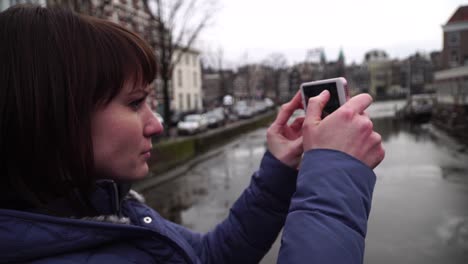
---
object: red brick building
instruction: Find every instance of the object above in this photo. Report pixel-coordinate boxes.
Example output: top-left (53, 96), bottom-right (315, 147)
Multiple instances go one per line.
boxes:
top-left (441, 5), bottom-right (468, 68)
top-left (433, 5), bottom-right (468, 143)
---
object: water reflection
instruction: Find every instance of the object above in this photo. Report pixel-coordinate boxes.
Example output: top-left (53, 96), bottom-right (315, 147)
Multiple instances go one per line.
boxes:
top-left (365, 119), bottom-right (468, 263)
top-left (373, 117), bottom-right (439, 143)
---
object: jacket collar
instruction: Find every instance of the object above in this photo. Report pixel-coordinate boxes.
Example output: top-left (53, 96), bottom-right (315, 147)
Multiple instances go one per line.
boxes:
top-left (89, 180), bottom-right (132, 216)
top-left (26, 180), bottom-right (132, 217)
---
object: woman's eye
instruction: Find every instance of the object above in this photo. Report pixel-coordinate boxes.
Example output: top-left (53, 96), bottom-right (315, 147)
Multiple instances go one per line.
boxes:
top-left (129, 98), bottom-right (145, 110)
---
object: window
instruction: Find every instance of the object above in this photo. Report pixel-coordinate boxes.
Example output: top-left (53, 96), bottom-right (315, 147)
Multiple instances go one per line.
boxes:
top-left (185, 54), bottom-right (190, 65)
top-left (179, 93), bottom-right (183, 110)
top-left (450, 50), bottom-right (459, 67)
top-left (193, 71), bottom-right (197, 87)
top-left (448, 32), bottom-right (460, 47)
top-left (194, 94), bottom-right (199, 110)
top-left (192, 55), bottom-right (197, 66)
top-left (177, 69), bottom-right (182, 87)
top-left (187, 94), bottom-right (191, 109)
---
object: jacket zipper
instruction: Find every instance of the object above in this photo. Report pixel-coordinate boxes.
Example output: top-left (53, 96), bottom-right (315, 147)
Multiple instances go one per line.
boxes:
top-left (111, 182), bottom-right (121, 217)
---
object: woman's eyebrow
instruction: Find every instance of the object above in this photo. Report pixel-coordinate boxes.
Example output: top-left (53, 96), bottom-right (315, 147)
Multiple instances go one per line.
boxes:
top-left (127, 88), bottom-right (149, 96)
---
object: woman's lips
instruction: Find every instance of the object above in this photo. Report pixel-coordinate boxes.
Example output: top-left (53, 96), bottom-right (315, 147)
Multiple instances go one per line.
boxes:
top-left (142, 150), bottom-right (151, 159)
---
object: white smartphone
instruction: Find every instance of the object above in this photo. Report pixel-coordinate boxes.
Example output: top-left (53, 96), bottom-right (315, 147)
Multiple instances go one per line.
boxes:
top-left (300, 77), bottom-right (349, 116)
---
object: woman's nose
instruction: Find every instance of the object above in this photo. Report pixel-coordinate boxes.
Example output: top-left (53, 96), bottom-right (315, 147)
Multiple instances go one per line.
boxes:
top-left (145, 110), bottom-right (164, 138)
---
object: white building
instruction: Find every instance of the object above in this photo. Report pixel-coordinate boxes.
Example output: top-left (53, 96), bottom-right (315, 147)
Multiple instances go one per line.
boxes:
top-left (172, 48), bottom-right (202, 112)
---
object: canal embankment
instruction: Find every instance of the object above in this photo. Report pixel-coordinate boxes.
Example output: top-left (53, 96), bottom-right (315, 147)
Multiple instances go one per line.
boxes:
top-left (432, 103), bottom-right (468, 145)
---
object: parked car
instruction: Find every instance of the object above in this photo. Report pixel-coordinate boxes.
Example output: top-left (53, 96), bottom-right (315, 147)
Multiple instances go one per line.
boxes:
top-left (233, 101), bottom-right (255, 119)
top-left (253, 101), bottom-right (268, 114)
top-left (170, 110), bottom-right (199, 127)
top-left (264, 97), bottom-right (275, 109)
top-left (177, 114), bottom-right (208, 135)
top-left (205, 109), bottom-right (225, 128)
top-left (205, 112), bottom-right (220, 128)
top-left (235, 105), bottom-right (254, 119)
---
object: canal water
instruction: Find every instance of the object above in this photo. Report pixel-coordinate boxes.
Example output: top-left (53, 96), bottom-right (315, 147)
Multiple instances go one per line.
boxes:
top-left (141, 100), bottom-right (468, 264)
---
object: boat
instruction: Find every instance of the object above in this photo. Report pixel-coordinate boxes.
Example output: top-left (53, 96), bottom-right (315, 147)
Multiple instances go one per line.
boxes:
top-left (397, 94), bottom-right (434, 123)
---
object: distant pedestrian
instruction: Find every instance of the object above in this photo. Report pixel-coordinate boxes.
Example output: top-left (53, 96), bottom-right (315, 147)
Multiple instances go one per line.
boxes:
top-left (0, 4), bottom-right (384, 264)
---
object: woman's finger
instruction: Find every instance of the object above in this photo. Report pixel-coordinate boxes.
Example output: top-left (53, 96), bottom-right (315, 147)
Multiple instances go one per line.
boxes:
top-left (272, 91), bottom-right (303, 126)
top-left (343, 93), bottom-right (373, 114)
top-left (283, 116), bottom-right (305, 139)
top-left (289, 116), bottom-right (305, 131)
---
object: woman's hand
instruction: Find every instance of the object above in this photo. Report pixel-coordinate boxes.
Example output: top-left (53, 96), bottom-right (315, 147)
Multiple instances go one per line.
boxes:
top-left (302, 90), bottom-right (385, 169)
top-left (266, 92), bottom-right (305, 169)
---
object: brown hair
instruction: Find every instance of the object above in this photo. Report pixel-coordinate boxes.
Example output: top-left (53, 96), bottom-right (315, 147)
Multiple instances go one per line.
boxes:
top-left (0, 4), bottom-right (157, 215)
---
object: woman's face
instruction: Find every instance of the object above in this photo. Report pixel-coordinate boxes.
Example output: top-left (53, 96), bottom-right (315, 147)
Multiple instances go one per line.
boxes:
top-left (91, 82), bottom-right (163, 181)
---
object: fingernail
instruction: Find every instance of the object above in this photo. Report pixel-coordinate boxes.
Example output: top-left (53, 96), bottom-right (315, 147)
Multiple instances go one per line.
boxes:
top-left (321, 90), bottom-right (330, 96)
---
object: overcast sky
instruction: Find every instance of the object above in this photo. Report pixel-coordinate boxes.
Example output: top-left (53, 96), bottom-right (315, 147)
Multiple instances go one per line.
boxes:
top-left (197, 0), bottom-right (467, 67)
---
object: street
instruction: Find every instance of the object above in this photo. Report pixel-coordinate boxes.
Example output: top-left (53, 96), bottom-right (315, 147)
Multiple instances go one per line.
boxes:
top-left (141, 100), bottom-right (468, 263)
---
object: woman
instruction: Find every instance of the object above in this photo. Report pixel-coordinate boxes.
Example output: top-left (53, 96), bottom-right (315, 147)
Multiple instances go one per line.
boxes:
top-left (0, 4), bottom-right (384, 264)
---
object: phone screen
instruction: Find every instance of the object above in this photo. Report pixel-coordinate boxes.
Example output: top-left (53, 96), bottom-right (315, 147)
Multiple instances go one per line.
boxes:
top-left (302, 82), bottom-right (340, 116)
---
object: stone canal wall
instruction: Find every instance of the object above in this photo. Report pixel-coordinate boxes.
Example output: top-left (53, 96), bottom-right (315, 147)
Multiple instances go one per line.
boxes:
top-left (147, 111), bottom-right (276, 175)
top-left (432, 103), bottom-right (468, 145)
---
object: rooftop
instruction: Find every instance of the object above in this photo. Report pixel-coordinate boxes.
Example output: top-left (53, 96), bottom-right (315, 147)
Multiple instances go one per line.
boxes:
top-left (447, 5), bottom-right (468, 24)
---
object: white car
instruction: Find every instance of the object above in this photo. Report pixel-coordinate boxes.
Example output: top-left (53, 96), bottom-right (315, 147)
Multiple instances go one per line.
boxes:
top-left (235, 105), bottom-right (254, 119)
top-left (264, 97), bottom-right (275, 109)
top-left (177, 114), bottom-right (208, 135)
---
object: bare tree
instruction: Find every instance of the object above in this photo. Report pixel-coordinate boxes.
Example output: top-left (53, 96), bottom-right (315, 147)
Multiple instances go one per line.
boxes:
top-left (142, 0), bottom-right (219, 128)
top-left (236, 52), bottom-right (255, 99)
top-left (211, 47), bottom-right (227, 96)
top-left (263, 53), bottom-right (288, 102)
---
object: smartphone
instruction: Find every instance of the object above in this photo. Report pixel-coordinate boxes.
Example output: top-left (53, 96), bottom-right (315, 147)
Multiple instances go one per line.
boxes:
top-left (300, 77), bottom-right (349, 116)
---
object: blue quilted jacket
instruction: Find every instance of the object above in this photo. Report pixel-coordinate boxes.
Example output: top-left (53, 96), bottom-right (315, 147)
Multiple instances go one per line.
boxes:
top-left (0, 149), bottom-right (376, 263)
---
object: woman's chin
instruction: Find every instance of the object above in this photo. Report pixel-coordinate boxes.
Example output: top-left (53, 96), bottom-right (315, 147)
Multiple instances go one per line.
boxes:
top-left (134, 165), bottom-right (150, 180)
top-left (112, 168), bottom-right (149, 182)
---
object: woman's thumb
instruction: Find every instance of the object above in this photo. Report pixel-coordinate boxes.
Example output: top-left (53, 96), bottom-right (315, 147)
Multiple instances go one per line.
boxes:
top-left (305, 90), bottom-right (330, 123)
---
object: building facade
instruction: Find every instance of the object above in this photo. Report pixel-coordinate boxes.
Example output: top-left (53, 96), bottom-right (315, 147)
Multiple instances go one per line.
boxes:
top-left (2, 0), bottom-right (158, 56)
top-left (232, 64), bottom-right (267, 100)
top-left (288, 67), bottom-right (301, 99)
top-left (433, 5), bottom-right (468, 143)
top-left (172, 48), bottom-right (202, 113)
top-left (364, 49), bottom-right (393, 99)
top-left (277, 69), bottom-right (291, 103)
top-left (323, 49), bottom-right (346, 79)
top-left (441, 5), bottom-right (468, 68)
top-left (346, 63), bottom-right (370, 96)
top-left (202, 68), bottom-right (234, 108)
top-left (400, 53), bottom-right (435, 95)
